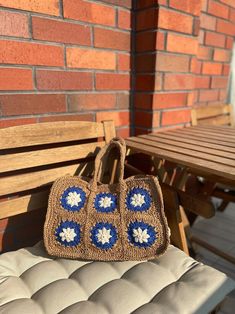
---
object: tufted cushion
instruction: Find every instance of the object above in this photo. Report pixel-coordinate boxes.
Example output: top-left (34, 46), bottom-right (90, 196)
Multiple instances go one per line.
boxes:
top-left (0, 242), bottom-right (234, 314)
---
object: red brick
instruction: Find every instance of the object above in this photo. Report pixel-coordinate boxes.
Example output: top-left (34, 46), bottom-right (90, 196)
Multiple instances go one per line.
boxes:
top-left (214, 49), bottom-right (231, 62)
top-left (164, 74), bottom-right (194, 90)
top-left (195, 76), bottom-right (210, 89)
top-left (193, 17), bottom-right (200, 36)
top-left (162, 109), bottom-right (191, 126)
top-left (118, 53), bottom-right (130, 71)
top-left (136, 31), bottom-right (165, 52)
top-left (0, 40), bottom-right (64, 66)
top-left (96, 111), bottom-right (129, 127)
top-left (219, 89), bottom-right (227, 101)
top-left (32, 17), bottom-right (91, 46)
top-left (201, 0), bottom-right (208, 12)
top-left (199, 89), bottom-right (219, 101)
top-left (199, 30), bottom-right (204, 44)
top-left (68, 94), bottom-right (116, 111)
top-left (208, 0), bottom-right (229, 18)
top-left (153, 92), bottom-right (188, 109)
top-left (230, 8), bottom-right (235, 22)
top-left (0, 68), bottom-right (33, 91)
top-left (63, 0), bottom-right (115, 26)
top-left (135, 74), bottom-right (162, 91)
top-left (135, 111), bottom-right (160, 128)
top-left (36, 70), bottom-right (93, 90)
top-left (137, 0), bottom-right (166, 8)
top-left (211, 76), bottom-right (229, 88)
top-left (159, 8), bottom-right (193, 34)
top-left (190, 58), bottom-right (201, 74)
top-left (118, 9), bottom-right (131, 30)
top-left (200, 13), bottom-right (216, 30)
top-left (0, 0), bottom-right (59, 15)
top-left (67, 47), bottom-right (116, 70)
top-left (0, 10), bottom-right (29, 37)
top-left (101, 0), bottom-right (131, 8)
top-left (116, 127), bottom-right (130, 138)
top-left (0, 117), bottom-right (37, 129)
top-left (197, 46), bottom-right (213, 60)
top-left (223, 64), bottom-right (230, 75)
top-left (226, 36), bottom-right (234, 49)
top-left (39, 113), bottom-right (94, 122)
top-left (169, 0), bottom-right (201, 15)
top-left (117, 93), bottom-right (130, 109)
top-left (94, 28), bottom-right (130, 51)
top-left (187, 92), bottom-right (195, 106)
top-left (217, 19), bottom-right (235, 36)
top-left (135, 93), bottom-right (188, 109)
top-left (156, 53), bottom-right (190, 72)
top-left (167, 33), bottom-right (198, 55)
top-left (220, 0), bottom-right (235, 8)
top-left (96, 73), bottom-right (130, 90)
top-left (0, 94), bottom-right (66, 116)
top-left (136, 7), bottom-right (158, 31)
top-left (202, 62), bottom-right (222, 75)
top-left (205, 31), bottom-right (226, 47)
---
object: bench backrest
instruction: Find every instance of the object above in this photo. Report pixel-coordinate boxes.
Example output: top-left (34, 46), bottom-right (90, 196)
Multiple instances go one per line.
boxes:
top-left (191, 104), bottom-right (233, 126)
top-left (0, 121), bottom-right (115, 251)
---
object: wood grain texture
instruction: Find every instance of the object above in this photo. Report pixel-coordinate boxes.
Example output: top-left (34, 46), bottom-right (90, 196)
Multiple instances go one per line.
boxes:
top-left (191, 104), bottom-right (232, 126)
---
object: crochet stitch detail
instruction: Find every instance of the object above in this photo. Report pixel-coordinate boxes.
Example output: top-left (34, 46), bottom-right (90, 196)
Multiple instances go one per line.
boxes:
top-left (60, 186), bottom-right (86, 211)
top-left (127, 221), bottom-right (157, 248)
top-left (126, 187), bottom-right (152, 211)
top-left (91, 222), bottom-right (118, 250)
top-left (55, 221), bottom-right (81, 247)
top-left (94, 192), bottom-right (117, 212)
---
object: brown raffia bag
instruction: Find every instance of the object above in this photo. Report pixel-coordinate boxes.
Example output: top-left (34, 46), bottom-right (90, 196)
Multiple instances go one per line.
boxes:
top-left (44, 137), bottom-right (169, 261)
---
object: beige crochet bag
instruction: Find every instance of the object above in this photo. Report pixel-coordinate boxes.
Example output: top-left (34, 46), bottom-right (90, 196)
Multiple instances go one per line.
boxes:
top-left (44, 137), bottom-right (169, 261)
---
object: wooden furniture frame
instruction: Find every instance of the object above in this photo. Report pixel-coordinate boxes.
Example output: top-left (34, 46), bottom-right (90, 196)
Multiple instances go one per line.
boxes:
top-left (191, 104), bottom-right (234, 126)
top-left (0, 120), bottom-right (189, 255)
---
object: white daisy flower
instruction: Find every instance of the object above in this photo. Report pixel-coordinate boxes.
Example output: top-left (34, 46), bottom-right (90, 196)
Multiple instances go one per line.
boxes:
top-left (99, 196), bottom-right (113, 208)
top-left (59, 227), bottom-right (77, 242)
top-left (96, 227), bottom-right (112, 244)
top-left (66, 191), bottom-right (82, 207)
top-left (131, 193), bottom-right (145, 207)
top-left (133, 227), bottom-right (150, 244)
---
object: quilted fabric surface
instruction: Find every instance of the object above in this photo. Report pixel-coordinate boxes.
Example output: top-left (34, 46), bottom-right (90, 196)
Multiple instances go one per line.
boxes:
top-left (0, 242), bottom-right (234, 314)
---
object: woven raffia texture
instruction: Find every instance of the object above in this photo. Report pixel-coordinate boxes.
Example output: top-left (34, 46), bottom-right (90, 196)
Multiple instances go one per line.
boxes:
top-left (44, 138), bottom-right (169, 260)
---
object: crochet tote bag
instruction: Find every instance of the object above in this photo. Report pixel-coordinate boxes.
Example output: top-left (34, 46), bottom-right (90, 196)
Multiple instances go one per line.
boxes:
top-left (44, 137), bottom-right (169, 261)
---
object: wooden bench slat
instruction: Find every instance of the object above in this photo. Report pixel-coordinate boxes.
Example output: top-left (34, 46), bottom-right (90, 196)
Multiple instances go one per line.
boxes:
top-left (126, 138), bottom-right (235, 181)
top-left (0, 191), bottom-right (49, 219)
top-left (198, 115), bottom-right (231, 126)
top-left (195, 125), bottom-right (235, 135)
top-left (0, 142), bottom-right (105, 173)
top-left (0, 121), bottom-right (105, 149)
top-left (193, 104), bottom-right (230, 120)
top-left (140, 135), bottom-right (235, 160)
top-left (0, 162), bottom-right (92, 196)
top-left (149, 133), bottom-right (235, 153)
top-left (168, 129), bottom-right (235, 148)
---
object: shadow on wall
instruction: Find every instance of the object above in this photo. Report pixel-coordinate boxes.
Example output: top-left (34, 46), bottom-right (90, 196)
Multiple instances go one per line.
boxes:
top-left (130, 0), bottom-right (158, 136)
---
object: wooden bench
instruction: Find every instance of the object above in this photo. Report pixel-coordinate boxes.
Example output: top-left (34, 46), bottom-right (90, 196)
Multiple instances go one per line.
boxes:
top-left (191, 104), bottom-right (234, 126)
top-left (0, 121), bottom-right (234, 314)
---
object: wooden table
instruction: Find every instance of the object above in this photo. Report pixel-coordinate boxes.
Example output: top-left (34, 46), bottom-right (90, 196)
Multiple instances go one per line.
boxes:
top-left (126, 125), bottom-right (235, 187)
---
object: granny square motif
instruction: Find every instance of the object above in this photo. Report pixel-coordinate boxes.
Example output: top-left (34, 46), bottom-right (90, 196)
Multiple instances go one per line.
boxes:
top-left (44, 137), bottom-right (169, 261)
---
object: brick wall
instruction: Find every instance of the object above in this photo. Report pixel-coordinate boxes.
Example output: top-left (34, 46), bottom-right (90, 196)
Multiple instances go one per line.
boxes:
top-left (0, 0), bottom-right (132, 137)
top-left (133, 0), bottom-right (235, 133)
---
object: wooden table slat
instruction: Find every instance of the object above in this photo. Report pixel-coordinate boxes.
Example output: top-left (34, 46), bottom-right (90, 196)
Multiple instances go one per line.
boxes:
top-left (126, 138), bottom-right (235, 182)
top-left (148, 133), bottom-right (235, 154)
top-left (170, 129), bottom-right (235, 147)
top-left (140, 134), bottom-right (235, 160)
top-left (195, 125), bottom-right (235, 135)
top-left (179, 128), bottom-right (235, 142)
top-left (129, 137), bottom-right (235, 167)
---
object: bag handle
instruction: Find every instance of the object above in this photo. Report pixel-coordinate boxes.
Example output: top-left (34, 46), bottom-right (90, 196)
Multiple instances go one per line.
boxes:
top-left (90, 137), bottom-right (126, 190)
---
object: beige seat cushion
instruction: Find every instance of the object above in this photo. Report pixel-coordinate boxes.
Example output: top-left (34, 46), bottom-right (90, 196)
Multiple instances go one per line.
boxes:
top-left (0, 242), bottom-right (234, 314)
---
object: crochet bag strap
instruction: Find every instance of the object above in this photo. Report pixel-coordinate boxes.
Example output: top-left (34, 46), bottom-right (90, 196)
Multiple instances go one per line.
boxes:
top-left (90, 137), bottom-right (126, 191)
